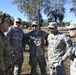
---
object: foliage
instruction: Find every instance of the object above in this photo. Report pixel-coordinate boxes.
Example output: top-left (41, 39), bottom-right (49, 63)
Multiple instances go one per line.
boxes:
top-left (12, 0), bottom-right (45, 28)
top-left (12, 0), bottom-right (42, 21)
top-left (44, 0), bottom-right (66, 22)
top-left (42, 20), bottom-right (48, 26)
top-left (12, 0), bottom-right (67, 27)
top-left (11, 0), bottom-right (76, 27)
top-left (21, 21), bottom-right (29, 28)
top-left (70, 0), bottom-right (76, 16)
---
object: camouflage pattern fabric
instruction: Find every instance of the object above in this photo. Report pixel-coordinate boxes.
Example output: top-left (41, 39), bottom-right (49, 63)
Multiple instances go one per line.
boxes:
top-left (0, 30), bottom-right (11, 75)
top-left (6, 26), bottom-right (25, 52)
top-left (47, 31), bottom-right (72, 75)
top-left (65, 41), bottom-right (76, 75)
top-left (49, 62), bottom-right (66, 75)
top-left (26, 30), bottom-right (48, 56)
top-left (11, 52), bottom-right (23, 75)
top-left (26, 30), bottom-right (48, 75)
top-left (29, 55), bottom-right (47, 75)
top-left (6, 26), bottom-right (25, 75)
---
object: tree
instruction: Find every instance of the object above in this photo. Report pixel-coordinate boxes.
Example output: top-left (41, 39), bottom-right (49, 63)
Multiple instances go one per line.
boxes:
top-left (21, 21), bottom-right (29, 28)
top-left (12, 0), bottom-right (67, 27)
top-left (44, 0), bottom-right (65, 22)
top-left (70, 0), bottom-right (76, 16)
top-left (12, 0), bottom-right (44, 28)
top-left (42, 19), bottom-right (49, 27)
top-left (57, 13), bottom-right (64, 23)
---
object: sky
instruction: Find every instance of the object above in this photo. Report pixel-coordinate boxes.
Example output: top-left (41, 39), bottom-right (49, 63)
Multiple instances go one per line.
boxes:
top-left (0, 0), bottom-right (76, 22)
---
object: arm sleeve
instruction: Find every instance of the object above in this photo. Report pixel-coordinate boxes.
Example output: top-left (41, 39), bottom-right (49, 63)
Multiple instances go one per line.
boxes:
top-left (47, 35), bottom-right (51, 51)
top-left (41, 31), bottom-right (49, 46)
top-left (6, 27), bottom-right (15, 51)
top-left (6, 27), bottom-right (12, 41)
top-left (24, 33), bottom-right (31, 47)
top-left (44, 32), bottom-right (49, 46)
top-left (22, 34), bottom-right (26, 51)
top-left (4, 40), bottom-right (11, 71)
top-left (63, 35), bottom-right (73, 58)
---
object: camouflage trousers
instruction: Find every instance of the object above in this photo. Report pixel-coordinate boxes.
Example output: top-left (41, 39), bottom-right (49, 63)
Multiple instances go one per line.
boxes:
top-left (0, 70), bottom-right (10, 75)
top-left (0, 71), bottom-right (6, 75)
top-left (49, 62), bottom-right (66, 75)
top-left (29, 54), bottom-right (47, 75)
top-left (11, 52), bottom-right (23, 75)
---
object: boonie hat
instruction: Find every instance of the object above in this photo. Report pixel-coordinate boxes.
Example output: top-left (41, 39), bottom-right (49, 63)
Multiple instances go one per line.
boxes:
top-left (66, 21), bottom-right (76, 29)
top-left (32, 21), bottom-right (39, 26)
top-left (0, 13), bottom-right (10, 24)
top-left (48, 22), bottom-right (58, 28)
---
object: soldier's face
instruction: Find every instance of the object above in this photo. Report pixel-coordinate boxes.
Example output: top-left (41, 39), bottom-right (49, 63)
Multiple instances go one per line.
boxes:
top-left (1, 20), bottom-right (10, 32)
top-left (69, 29), bottom-right (76, 37)
top-left (49, 27), bottom-right (57, 34)
top-left (32, 25), bottom-right (39, 31)
top-left (14, 21), bottom-right (21, 28)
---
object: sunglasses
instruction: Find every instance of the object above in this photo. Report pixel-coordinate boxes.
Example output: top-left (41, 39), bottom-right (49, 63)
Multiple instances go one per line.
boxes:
top-left (49, 28), bottom-right (54, 29)
top-left (32, 25), bottom-right (38, 27)
top-left (16, 21), bottom-right (21, 24)
top-left (69, 28), bottom-right (76, 30)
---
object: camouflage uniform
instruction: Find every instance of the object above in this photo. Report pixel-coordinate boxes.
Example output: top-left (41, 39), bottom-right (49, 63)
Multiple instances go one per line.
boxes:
top-left (0, 30), bottom-right (11, 75)
top-left (47, 32), bottom-right (72, 75)
top-left (0, 13), bottom-right (11, 75)
top-left (68, 42), bottom-right (76, 75)
top-left (63, 21), bottom-right (76, 75)
top-left (63, 42), bottom-right (76, 75)
top-left (6, 26), bottom-right (25, 75)
top-left (26, 30), bottom-right (48, 75)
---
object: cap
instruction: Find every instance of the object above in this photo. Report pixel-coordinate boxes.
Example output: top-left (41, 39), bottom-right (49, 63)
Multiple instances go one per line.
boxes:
top-left (0, 13), bottom-right (10, 24)
top-left (14, 18), bottom-right (22, 22)
top-left (66, 21), bottom-right (76, 29)
top-left (32, 21), bottom-right (39, 26)
top-left (48, 22), bottom-right (58, 28)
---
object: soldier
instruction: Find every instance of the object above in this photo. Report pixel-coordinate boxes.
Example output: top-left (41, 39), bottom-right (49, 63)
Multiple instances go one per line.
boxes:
top-left (0, 13), bottom-right (11, 75)
top-left (25, 21), bottom-right (48, 75)
top-left (47, 22), bottom-right (72, 75)
top-left (6, 18), bottom-right (25, 75)
top-left (62, 21), bottom-right (76, 75)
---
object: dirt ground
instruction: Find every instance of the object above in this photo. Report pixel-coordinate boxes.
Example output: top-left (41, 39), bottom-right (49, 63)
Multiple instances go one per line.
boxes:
top-left (21, 50), bottom-right (70, 75)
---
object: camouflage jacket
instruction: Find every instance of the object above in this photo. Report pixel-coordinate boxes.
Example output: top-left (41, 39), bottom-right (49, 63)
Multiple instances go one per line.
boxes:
top-left (0, 30), bottom-right (11, 72)
top-left (6, 26), bottom-right (25, 53)
top-left (47, 32), bottom-right (72, 65)
top-left (64, 41), bottom-right (76, 71)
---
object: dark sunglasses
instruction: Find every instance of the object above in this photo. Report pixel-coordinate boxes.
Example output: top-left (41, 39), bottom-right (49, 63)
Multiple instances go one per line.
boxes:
top-left (16, 21), bottom-right (21, 24)
top-left (32, 25), bottom-right (37, 27)
top-left (49, 28), bottom-right (54, 29)
top-left (69, 28), bottom-right (76, 30)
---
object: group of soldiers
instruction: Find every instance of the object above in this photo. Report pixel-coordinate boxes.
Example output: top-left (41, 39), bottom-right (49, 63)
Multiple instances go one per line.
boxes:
top-left (0, 13), bottom-right (76, 75)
